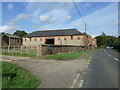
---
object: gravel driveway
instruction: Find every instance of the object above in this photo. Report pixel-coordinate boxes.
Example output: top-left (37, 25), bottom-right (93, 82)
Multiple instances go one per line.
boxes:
top-left (1, 50), bottom-right (95, 88)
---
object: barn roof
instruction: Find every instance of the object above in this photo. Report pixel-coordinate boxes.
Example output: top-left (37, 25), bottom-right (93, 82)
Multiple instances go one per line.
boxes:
top-left (23, 29), bottom-right (83, 37)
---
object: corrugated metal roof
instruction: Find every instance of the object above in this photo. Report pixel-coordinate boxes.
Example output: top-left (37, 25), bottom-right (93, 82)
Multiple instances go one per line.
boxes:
top-left (23, 29), bottom-right (83, 37)
top-left (6, 35), bottom-right (20, 38)
top-left (0, 34), bottom-right (20, 38)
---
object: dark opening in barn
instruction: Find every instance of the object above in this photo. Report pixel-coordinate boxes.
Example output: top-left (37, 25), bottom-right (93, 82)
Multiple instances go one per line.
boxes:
top-left (46, 39), bottom-right (54, 44)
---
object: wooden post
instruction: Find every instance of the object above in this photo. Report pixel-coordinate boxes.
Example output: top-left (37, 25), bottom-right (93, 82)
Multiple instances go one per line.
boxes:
top-left (9, 37), bottom-right (10, 47)
top-left (21, 45), bottom-right (22, 53)
top-left (8, 46), bottom-right (10, 53)
top-left (37, 44), bottom-right (42, 56)
top-left (14, 46), bottom-right (15, 50)
top-left (8, 37), bottom-right (10, 53)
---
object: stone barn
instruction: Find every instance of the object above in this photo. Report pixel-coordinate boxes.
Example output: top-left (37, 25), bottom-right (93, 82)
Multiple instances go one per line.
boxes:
top-left (22, 29), bottom-right (87, 46)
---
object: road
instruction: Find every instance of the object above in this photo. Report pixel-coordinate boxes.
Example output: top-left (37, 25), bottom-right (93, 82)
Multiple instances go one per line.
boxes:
top-left (82, 49), bottom-right (118, 88)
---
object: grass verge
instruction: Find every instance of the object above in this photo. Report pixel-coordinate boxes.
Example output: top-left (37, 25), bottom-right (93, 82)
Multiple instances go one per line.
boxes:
top-left (112, 49), bottom-right (120, 53)
top-left (44, 49), bottom-right (95, 60)
top-left (2, 62), bottom-right (41, 88)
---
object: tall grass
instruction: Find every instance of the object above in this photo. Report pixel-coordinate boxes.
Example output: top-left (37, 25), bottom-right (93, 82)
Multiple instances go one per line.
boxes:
top-left (2, 62), bottom-right (41, 88)
top-left (0, 48), bottom-right (37, 57)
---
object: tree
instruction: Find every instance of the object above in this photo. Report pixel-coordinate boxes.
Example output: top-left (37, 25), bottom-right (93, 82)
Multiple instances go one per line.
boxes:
top-left (13, 30), bottom-right (27, 37)
top-left (101, 32), bottom-right (106, 36)
top-left (113, 36), bottom-right (120, 51)
top-left (0, 32), bottom-right (5, 35)
top-left (95, 36), bottom-right (105, 47)
top-left (0, 32), bottom-right (10, 35)
top-left (95, 32), bottom-right (118, 48)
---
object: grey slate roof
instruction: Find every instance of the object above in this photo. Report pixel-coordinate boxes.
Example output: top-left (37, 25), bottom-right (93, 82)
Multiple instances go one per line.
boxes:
top-left (23, 29), bottom-right (83, 37)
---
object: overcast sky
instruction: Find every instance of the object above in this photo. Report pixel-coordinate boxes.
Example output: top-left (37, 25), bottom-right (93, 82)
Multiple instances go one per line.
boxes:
top-left (1, 1), bottom-right (118, 37)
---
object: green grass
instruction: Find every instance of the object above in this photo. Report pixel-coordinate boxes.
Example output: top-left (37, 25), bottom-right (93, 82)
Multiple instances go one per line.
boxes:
top-left (112, 49), bottom-right (120, 53)
top-left (2, 62), bottom-right (41, 88)
top-left (44, 49), bottom-right (95, 60)
top-left (0, 49), bottom-right (37, 57)
top-left (1, 52), bottom-right (36, 57)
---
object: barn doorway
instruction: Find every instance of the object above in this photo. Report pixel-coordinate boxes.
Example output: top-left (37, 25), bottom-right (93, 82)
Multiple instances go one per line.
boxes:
top-left (46, 38), bottom-right (54, 44)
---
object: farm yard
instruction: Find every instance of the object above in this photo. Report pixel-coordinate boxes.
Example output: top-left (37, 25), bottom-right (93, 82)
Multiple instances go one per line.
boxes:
top-left (1, 48), bottom-right (96, 88)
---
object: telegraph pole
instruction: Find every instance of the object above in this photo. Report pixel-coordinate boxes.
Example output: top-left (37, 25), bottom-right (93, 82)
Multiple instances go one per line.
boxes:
top-left (84, 23), bottom-right (88, 50)
top-left (73, 0), bottom-right (90, 50)
top-left (85, 23), bottom-right (87, 34)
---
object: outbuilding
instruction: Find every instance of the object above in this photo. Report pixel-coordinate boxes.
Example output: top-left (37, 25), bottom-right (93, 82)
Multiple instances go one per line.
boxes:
top-left (0, 34), bottom-right (22, 47)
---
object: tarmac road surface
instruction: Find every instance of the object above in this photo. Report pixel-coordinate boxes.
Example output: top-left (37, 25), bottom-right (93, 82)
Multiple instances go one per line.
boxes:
top-left (82, 49), bottom-right (118, 88)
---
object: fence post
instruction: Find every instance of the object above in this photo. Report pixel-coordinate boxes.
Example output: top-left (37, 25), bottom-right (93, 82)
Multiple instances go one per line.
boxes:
top-left (8, 46), bottom-right (10, 53)
top-left (21, 45), bottom-right (22, 53)
top-left (14, 46), bottom-right (15, 50)
top-left (37, 44), bottom-right (42, 56)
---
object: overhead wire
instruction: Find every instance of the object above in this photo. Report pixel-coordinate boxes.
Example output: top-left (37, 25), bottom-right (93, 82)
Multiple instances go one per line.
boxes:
top-left (73, 0), bottom-right (94, 35)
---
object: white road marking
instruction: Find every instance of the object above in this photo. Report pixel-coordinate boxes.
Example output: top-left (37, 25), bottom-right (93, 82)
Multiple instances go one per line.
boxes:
top-left (104, 49), bottom-right (118, 62)
top-left (87, 56), bottom-right (92, 64)
top-left (86, 65), bottom-right (88, 68)
top-left (71, 55), bottom-right (93, 88)
top-left (104, 50), bottom-right (105, 52)
top-left (114, 58), bottom-right (118, 61)
top-left (86, 56), bottom-right (92, 68)
top-left (109, 55), bottom-right (111, 56)
top-left (78, 56), bottom-right (92, 88)
top-left (71, 74), bottom-right (80, 88)
top-left (79, 79), bottom-right (84, 88)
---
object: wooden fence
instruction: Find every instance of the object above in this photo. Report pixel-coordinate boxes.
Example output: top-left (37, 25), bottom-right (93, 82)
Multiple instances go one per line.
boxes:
top-left (0, 45), bottom-right (38, 56)
top-left (0, 44), bottom-right (86, 56)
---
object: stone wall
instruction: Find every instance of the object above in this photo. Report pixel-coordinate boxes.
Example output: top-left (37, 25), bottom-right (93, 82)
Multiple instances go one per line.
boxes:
top-left (41, 44), bottom-right (85, 56)
top-left (22, 35), bottom-right (85, 46)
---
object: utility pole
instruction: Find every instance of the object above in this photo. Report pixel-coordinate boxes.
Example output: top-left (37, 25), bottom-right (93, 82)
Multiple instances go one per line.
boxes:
top-left (84, 23), bottom-right (88, 50)
top-left (85, 23), bottom-right (87, 34)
